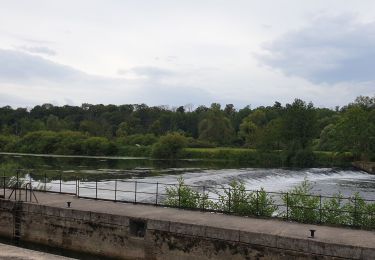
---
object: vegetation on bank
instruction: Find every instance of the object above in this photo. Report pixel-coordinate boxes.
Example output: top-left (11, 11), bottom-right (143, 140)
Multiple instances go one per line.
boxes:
top-left (0, 96), bottom-right (373, 166)
top-left (165, 178), bottom-right (375, 229)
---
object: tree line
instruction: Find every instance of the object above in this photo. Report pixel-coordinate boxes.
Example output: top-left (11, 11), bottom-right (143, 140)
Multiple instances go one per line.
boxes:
top-left (0, 96), bottom-right (374, 163)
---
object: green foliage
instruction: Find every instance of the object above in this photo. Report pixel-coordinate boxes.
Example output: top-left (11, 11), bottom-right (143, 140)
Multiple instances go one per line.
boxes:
top-left (164, 177), bottom-right (210, 209)
top-left (82, 137), bottom-right (117, 156)
top-left (239, 117), bottom-right (258, 147)
top-left (0, 135), bottom-right (19, 152)
top-left (198, 104), bottom-right (234, 145)
top-left (282, 179), bottom-right (320, 223)
top-left (280, 99), bottom-right (318, 166)
top-left (321, 193), bottom-right (348, 225)
top-left (117, 134), bottom-right (157, 146)
top-left (2, 131), bottom-right (117, 156)
top-left (333, 105), bottom-right (375, 160)
top-left (151, 132), bottom-right (187, 159)
top-left (344, 193), bottom-right (375, 228)
top-left (0, 96), bottom-right (373, 166)
top-left (214, 180), bottom-right (277, 217)
top-left (0, 162), bottom-right (19, 176)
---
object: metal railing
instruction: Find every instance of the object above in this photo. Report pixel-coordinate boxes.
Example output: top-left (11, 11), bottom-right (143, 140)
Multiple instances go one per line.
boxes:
top-left (1, 171), bottom-right (374, 230)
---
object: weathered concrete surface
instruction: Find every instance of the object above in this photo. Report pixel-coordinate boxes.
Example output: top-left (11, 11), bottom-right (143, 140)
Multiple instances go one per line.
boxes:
top-left (352, 161), bottom-right (375, 174)
top-left (1, 191), bottom-right (375, 259)
top-left (0, 242), bottom-right (75, 260)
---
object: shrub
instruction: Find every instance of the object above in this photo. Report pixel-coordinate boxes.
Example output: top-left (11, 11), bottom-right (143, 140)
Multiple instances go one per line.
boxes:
top-left (164, 177), bottom-right (210, 209)
top-left (117, 134), bottom-right (158, 146)
top-left (343, 193), bottom-right (375, 228)
top-left (151, 132), bottom-right (187, 159)
top-left (282, 179), bottom-right (320, 223)
top-left (321, 193), bottom-right (349, 225)
top-left (215, 180), bottom-right (277, 217)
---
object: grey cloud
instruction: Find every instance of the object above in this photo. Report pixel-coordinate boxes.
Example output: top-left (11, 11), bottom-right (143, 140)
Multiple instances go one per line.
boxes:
top-left (0, 49), bottom-right (213, 107)
top-left (17, 45), bottom-right (56, 56)
top-left (0, 49), bottom-right (84, 83)
top-left (257, 15), bottom-right (375, 84)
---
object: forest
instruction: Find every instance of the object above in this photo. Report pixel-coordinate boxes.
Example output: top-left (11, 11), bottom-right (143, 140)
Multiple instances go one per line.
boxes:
top-left (0, 96), bottom-right (374, 166)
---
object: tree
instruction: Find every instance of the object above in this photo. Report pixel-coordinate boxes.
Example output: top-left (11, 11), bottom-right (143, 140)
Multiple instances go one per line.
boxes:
top-left (239, 117), bottom-right (258, 147)
top-left (151, 132), bottom-right (187, 159)
top-left (198, 104), bottom-right (234, 145)
top-left (281, 99), bottom-right (317, 166)
top-left (334, 105), bottom-right (375, 160)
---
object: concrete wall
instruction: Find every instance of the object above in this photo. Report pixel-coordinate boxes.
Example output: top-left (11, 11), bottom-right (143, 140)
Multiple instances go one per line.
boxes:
top-left (0, 199), bottom-right (373, 259)
top-left (352, 161), bottom-right (375, 174)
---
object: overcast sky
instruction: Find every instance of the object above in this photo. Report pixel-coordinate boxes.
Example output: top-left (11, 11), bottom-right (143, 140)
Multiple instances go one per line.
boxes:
top-left (0, 0), bottom-right (374, 109)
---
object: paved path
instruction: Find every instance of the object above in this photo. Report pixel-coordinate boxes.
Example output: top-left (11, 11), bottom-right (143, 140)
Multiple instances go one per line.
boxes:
top-left (0, 242), bottom-right (75, 260)
top-left (4, 189), bottom-right (373, 251)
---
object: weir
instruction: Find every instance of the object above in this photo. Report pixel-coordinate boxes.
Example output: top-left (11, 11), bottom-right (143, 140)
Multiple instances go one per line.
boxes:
top-left (0, 191), bottom-right (374, 259)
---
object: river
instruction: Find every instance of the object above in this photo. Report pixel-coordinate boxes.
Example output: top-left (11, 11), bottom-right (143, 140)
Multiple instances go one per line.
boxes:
top-left (1, 153), bottom-right (375, 202)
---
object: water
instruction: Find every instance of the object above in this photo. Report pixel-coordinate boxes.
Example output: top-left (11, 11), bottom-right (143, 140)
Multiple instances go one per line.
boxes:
top-left (1, 153), bottom-right (375, 202)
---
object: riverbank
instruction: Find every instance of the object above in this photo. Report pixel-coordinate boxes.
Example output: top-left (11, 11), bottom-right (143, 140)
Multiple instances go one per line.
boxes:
top-left (182, 148), bottom-right (354, 167)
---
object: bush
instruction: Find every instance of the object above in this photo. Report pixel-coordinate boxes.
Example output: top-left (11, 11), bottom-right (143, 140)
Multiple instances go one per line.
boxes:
top-left (0, 135), bottom-right (18, 152)
top-left (215, 180), bottom-right (277, 217)
top-left (344, 193), bottom-right (375, 228)
top-left (164, 177), bottom-right (210, 209)
top-left (321, 193), bottom-right (349, 225)
top-left (82, 137), bottom-right (116, 156)
top-left (186, 138), bottom-right (216, 148)
top-left (151, 133), bottom-right (187, 159)
top-left (282, 179), bottom-right (320, 223)
top-left (117, 134), bottom-right (158, 146)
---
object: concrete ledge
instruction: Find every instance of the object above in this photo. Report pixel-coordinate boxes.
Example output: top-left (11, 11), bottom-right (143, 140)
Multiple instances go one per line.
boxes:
top-left (148, 219), bottom-right (170, 232)
top-left (206, 226), bottom-right (239, 242)
top-left (169, 222), bottom-right (206, 237)
top-left (239, 231), bottom-right (277, 247)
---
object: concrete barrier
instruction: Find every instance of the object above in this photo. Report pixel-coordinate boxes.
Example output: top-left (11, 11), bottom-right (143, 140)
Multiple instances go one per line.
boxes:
top-left (0, 195), bottom-right (374, 259)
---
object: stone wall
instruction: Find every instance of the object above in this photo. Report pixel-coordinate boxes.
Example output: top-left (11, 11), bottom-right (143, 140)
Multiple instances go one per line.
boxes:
top-left (0, 199), bottom-right (373, 259)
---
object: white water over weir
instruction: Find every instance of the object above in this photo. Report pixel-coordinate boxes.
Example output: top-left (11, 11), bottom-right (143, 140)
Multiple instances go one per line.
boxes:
top-left (26, 168), bottom-right (375, 203)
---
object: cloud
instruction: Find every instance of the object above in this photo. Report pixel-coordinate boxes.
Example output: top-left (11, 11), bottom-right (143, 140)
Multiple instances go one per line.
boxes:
top-left (117, 66), bottom-right (174, 79)
top-left (17, 45), bottom-right (56, 56)
top-left (0, 49), bottom-right (85, 84)
top-left (0, 49), bottom-right (213, 107)
top-left (256, 15), bottom-right (375, 84)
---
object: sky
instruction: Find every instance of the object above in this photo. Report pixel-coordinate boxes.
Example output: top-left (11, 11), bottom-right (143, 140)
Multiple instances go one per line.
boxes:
top-left (0, 0), bottom-right (374, 109)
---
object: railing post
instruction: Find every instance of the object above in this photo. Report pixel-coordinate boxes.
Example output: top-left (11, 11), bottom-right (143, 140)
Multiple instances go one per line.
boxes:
top-left (77, 178), bottom-right (80, 198)
top-left (202, 186), bottom-right (206, 210)
top-left (155, 182), bottom-right (159, 205)
top-left (354, 196), bottom-right (357, 226)
top-left (319, 195), bottom-right (322, 224)
top-left (228, 188), bottom-right (231, 213)
top-left (16, 171), bottom-right (19, 200)
top-left (286, 192), bottom-right (289, 220)
top-left (115, 179), bottom-right (117, 202)
top-left (178, 183), bottom-right (181, 208)
top-left (3, 175), bottom-right (5, 197)
top-left (95, 178), bottom-right (98, 200)
top-left (256, 190), bottom-right (259, 216)
top-left (134, 181), bottom-right (137, 203)
top-left (29, 174), bottom-right (32, 201)
top-left (59, 174), bottom-right (62, 193)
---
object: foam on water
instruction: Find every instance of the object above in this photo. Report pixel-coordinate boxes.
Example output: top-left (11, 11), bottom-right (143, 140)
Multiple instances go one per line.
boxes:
top-left (35, 167), bottom-right (375, 202)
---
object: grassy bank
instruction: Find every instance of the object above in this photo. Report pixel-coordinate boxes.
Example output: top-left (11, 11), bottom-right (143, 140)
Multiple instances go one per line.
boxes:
top-left (182, 148), bottom-right (354, 167)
